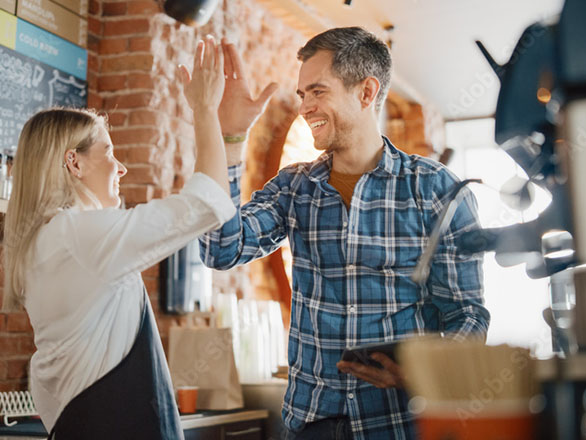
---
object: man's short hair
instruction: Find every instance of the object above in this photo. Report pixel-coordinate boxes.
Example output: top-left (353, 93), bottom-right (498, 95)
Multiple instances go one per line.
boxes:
top-left (297, 27), bottom-right (392, 112)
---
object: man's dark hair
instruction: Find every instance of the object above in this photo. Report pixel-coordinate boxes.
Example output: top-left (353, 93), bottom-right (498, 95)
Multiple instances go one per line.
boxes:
top-left (297, 27), bottom-right (392, 112)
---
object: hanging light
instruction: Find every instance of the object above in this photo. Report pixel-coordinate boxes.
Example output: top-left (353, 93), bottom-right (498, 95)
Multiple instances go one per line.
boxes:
top-left (164, 0), bottom-right (219, 27)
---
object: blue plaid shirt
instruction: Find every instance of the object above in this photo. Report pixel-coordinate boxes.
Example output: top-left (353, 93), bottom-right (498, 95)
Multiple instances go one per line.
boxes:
top-left (199, 138), bottom-right (489, 439)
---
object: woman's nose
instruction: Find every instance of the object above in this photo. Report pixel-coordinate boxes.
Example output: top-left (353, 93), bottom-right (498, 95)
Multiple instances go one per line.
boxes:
top-left (117, 160), bottom-right (127, 177)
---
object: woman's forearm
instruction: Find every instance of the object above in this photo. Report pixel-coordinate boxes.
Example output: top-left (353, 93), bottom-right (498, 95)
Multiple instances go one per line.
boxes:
top-left (193, 110), bottom-right (230, 195)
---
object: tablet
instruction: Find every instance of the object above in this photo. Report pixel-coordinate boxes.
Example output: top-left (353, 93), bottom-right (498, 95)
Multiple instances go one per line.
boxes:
top-left (340, 341), bottom-right (399, 369)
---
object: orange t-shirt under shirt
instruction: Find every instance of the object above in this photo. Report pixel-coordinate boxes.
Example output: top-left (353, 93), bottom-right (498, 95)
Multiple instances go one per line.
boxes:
top-left (328, 169), bottom-right (363, 209)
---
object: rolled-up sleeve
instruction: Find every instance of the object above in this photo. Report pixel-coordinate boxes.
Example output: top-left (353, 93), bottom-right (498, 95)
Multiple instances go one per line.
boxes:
top-left (426, 170), bottom-right (490, 340)
top-left (65, 172), bottom-right (236, 280)
top-left (199, 163), bottom-right (288, 270)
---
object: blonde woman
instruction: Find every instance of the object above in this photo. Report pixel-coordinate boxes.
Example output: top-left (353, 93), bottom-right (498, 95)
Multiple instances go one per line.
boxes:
top-left (3, 37), bottom-right (235, 439)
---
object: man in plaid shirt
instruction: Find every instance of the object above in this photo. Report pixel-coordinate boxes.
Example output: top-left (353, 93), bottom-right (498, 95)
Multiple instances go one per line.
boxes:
top-left (201, 28), bottom-right (489, 439)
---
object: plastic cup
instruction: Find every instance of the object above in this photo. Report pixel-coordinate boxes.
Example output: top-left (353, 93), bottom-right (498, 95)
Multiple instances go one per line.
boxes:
top-left (177, 386), bottom-right (198, 414)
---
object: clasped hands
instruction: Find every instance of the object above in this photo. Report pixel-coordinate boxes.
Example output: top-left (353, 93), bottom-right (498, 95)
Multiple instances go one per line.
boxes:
top-left (180, 36), bottom-right (279, 138)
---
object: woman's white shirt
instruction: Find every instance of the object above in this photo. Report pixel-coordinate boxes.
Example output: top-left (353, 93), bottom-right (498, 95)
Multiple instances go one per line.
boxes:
top-left (24, 173), bottom-right (236, 431)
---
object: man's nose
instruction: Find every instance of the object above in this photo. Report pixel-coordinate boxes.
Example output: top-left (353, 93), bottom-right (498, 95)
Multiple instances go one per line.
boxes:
top-left (299, 96), bottom-right (315, 116)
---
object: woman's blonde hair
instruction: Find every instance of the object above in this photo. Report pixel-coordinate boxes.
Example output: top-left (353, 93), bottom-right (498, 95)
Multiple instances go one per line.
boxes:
top-left (3, 107), bottom-right (106, 311)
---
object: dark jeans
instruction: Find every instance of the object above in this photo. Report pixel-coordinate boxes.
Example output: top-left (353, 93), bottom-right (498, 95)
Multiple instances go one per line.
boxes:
top-left (283, 417), bottom-right (352, 440)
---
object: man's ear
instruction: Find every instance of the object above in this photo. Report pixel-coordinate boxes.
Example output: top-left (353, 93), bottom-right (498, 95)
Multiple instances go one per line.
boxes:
top-left (359, 76), bottom-right (380, 110)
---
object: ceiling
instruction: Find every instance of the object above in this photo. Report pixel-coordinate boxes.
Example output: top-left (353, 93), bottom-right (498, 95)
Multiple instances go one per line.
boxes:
top-left (258, 0), bottom-right (565, 120)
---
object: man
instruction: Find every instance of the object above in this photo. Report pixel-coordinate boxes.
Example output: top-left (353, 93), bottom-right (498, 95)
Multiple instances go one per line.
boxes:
top-left (202, 27), bottom-right (490, 439)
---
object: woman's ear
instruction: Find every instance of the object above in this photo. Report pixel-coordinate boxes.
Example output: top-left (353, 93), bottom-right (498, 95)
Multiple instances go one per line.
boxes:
top-left (359, 76), bottom-right (381, 109)
top-left (64, 149), bottom-right (82, 179)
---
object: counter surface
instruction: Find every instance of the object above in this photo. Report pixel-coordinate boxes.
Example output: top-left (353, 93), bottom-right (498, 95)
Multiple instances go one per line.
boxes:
top-left (0, 409), bottom-right (269, 438)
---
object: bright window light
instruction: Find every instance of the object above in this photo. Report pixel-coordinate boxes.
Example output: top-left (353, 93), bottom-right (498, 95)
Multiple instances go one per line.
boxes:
top-left (446, 118), bottom-right (552, 358)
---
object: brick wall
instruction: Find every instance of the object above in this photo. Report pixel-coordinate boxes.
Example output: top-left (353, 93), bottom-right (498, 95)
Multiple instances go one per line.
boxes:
top-left (0, 0), bottom-right (441, 391)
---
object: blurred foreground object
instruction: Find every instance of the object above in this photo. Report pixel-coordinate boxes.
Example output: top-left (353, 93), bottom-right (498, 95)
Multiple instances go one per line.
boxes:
top-left (164, 0), bottom-right (219, 26)
top-left (398, 337), bottom-right (541, 440)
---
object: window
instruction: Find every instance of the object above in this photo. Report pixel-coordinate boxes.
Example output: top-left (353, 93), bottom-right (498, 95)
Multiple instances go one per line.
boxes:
top-left (446, 118), bottom-right (552, 358)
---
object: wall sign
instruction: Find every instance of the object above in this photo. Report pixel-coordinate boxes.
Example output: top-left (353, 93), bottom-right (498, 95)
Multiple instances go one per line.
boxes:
top-left (0, 44), bottom-right (87, 151)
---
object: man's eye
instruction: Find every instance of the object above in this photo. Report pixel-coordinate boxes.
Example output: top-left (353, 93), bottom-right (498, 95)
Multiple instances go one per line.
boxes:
top-left (314, 90), bottom-right (323, 96)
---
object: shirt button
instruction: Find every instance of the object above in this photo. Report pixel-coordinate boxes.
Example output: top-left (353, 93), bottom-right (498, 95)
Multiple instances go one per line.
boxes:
top-left (348, 393), bottom-right (355, 400)
top-left (348, 264), bottom-right (355, 270)
top-left (348, 306), bottom-right (356, 313)
top-left (343, 221), bottom-right (348, 227)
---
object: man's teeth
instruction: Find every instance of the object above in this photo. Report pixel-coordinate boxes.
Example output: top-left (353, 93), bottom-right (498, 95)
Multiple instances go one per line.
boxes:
top-left (310, 120), bottom-right (327, 129)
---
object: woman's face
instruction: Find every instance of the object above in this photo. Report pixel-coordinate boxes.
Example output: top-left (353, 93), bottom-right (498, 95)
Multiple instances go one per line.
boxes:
top-left (77, 126), bottom-right (127, 208)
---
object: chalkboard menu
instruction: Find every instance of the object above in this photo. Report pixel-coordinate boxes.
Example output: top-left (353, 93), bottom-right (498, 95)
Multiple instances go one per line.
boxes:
top-left (0, 44), bottom-right (87, 151)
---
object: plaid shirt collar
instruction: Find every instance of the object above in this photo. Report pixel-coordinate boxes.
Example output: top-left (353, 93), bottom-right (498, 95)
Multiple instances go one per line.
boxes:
top-left (306, 136), bottom-right (399, 185)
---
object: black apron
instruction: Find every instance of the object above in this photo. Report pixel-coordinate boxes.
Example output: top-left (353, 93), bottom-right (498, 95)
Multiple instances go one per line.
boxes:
top-left (49, 291), bottom-right (184, 440)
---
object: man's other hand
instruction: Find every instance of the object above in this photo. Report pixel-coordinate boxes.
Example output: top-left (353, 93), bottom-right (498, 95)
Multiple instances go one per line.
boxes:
top-left (337, 352), bottom-right (405, 388)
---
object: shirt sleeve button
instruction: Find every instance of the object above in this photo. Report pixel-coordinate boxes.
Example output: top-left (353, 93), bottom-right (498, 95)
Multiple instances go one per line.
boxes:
top-left (348, 393), bottom-right (355, 399)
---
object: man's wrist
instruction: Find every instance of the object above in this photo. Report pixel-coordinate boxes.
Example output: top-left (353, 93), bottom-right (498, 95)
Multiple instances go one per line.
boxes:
top-left (226, 143), bottom-right (245, 166)
top-left (223, 133), bottom-right (247, 144)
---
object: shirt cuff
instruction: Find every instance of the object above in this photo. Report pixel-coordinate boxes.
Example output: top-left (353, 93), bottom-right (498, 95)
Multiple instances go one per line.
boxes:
top-left (181, 173), bottom-right (237, 224)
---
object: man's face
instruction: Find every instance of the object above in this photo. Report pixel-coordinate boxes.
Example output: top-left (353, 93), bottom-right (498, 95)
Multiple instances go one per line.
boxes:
top-left (296, 50), bottom-right (361, 152)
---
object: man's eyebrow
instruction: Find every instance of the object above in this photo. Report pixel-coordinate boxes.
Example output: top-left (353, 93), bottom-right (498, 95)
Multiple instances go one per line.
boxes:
top-left (296, 82), bottom-right (329, 96)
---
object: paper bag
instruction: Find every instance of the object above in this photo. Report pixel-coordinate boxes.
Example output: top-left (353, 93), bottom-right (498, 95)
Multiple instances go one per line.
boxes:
top-left (168, 326), bottom-right (244, 410)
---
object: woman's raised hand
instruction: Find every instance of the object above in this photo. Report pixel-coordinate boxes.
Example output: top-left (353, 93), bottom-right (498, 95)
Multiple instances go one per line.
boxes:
top-left (180, 35), bottom-right (225, 112)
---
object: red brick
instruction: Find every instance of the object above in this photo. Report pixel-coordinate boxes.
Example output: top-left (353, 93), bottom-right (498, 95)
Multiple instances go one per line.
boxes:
top-left (129, 36), bottom-right (151, 52)
top-left (0, 337), bottom-right (19, 355)
top-left (103, 92), bottom-right (153, 109)
top-left (7, 359), bottom-right (29, 379)
top-left (152, 187), bottom-right (167, 199)
top-left (103, 1), bottom-right (127, 15)
top-left (98, 75), bottom-right (126, 92)
top-left (123, 165), bottom-right (157, 185)
top-left (110, 128), bottom-right (159, 145)
top-left (102, 54), bottom-right (153, 73)
top-left (86, 71), bottom-right (98, 90)
top-left (103, 19), bottom-right (150, 37)
top-left (107, 112), bottom-right (127, 126)
top-left (127, 146), bottom-right (155, 163)
top-left (18, 336), bottom-right (36, 355)
top-left (98, 37), bottom-right (128, 54)
top-left (121, 185), bottom-right (154, 205)
top-left (88, 16), bottom-right (102, 36)
top-left (87, 93), bottom-right (103, 109)
top-left (128, 110), bottom-right (163, 126)
top-left (128, 73), bottom-right (153, 89)
top-left (0, 381), bottom-right (27, 392)
top-left (142, 263), bottom-right (160, 278)
top-left (0, 314), bottom-right (6, 331)
top-left (6, 313), bottom-right (31, 332)
top-left (0, 361), bottom-right (7, 380)
top-left (173, 173), bottom-right (185, 191)
top-left (88, 0), bottom-right (100, 15)
top-left (87, 53), bottom-right (99, 72)
top-left (127, 1), bottom-right (160, 15)
top-left (87, 34), bottom-right (99, 52)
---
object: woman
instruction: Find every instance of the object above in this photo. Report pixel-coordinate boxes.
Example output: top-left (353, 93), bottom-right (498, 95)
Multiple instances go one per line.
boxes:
top-left (2, 37), bottom-right (233, 439)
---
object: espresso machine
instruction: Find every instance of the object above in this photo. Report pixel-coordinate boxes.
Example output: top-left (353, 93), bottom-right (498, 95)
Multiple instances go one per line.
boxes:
top-left (460, 0), bottom-right (585, 437)
top-left (412, 0), bottom-right (586, 437)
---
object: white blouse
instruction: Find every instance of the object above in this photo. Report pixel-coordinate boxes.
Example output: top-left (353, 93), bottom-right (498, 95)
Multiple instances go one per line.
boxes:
top-left (24, 173), bottom-right (236, 431)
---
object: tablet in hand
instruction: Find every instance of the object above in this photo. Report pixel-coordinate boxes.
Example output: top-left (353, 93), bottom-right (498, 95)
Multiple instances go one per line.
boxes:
top-left (340, 341), bottom-right (398, 369)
